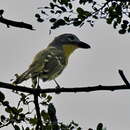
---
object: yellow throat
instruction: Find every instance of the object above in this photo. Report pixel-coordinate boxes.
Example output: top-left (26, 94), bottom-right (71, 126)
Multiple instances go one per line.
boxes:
top-left (63, 44), bottom-right (78, 59)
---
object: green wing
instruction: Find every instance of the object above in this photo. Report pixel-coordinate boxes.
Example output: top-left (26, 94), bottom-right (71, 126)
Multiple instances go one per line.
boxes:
top-left (29, 47), bottom-right (66, 81)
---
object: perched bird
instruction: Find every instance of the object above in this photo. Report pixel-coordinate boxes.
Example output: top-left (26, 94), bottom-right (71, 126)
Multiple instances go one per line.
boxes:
top-left (13, 33), bottom-right (90, 87)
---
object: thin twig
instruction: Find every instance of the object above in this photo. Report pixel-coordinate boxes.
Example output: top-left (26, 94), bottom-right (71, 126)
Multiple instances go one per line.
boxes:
top-left (118, 69), bottom-right (130, 86)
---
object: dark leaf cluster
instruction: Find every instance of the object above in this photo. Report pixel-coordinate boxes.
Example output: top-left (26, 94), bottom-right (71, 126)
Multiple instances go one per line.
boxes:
top-left (35, 0), bottom-right (130, 34)
top-left (0, 90), bottom-right (83, 130)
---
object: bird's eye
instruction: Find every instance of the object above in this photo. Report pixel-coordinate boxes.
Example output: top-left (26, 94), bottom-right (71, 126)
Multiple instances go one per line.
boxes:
top-left (68, 36), bottom-right (75, 40)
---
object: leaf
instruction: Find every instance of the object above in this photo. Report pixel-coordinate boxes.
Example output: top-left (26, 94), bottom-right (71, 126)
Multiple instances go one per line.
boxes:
top-left (119, 29), bottom-right (126, 34)
top-left (123, 20), bottom-right (129, 25)
top-left (41, 110), bottom-right (49, 121)
top-left (113, 21), bottom-right (118, 29)
top-left (5, 107), bottom-right (12, 113)
top-left (121, 23), bottom-right (127, 29)
top-left (93, 15), bottom-right (98, 19)
top-left (73, 20), bottom-right (82, 26)
top-left (29, 117), bottom-right (38, 126)
top-left (49, 18), bottom-right (57, 23)
top-left (0, 91), bottom-right (5, 101)
top-left (18, 108), bottom-right (23, 113)
top-left (37, 18), bottom-right (44, 22)
top-left (47, 95), bottom-right (52, 102)
top-left (35, 14), bottom-right (40, 18)
top-left (0, 115), bottom-right (6, 122)
top-left (50, 2), bottom-right (54, 9)
top-left (76, 7), bottom-right (84, 14)
top-left (77, 127), bottom-right (82, 130)
top-left (25, 127), bottom-right (30, 130)
top-left (52, 19), bottom-right (66, 28)
top-left (96, 123), bottom-right (103, 130)
top-left (3, 101), bottom-right (9, 106)
top-left (53, 0), bottom-right (57, 2)
top-left (60, 6), bottom-right (67, 12)
top-left (41, 93), bottom-right (47, 98)
top-left (68, 3), bottom-right (72, 9)
top-left (64, 17), bottom-right (70, 22)
top-left (14, 125), bottom-right (20, 130)
top-left (128, 25), bottom-right (130, 33)
top-left (106, 18), bottom-right (113, 24)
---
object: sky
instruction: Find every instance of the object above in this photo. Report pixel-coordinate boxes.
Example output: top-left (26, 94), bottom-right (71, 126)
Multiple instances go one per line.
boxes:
top-left (0, 0), bottom-right (130, 130)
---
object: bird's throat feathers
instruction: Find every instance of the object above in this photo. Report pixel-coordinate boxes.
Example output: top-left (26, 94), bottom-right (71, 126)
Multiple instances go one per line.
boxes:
top-left (63, 44), bottom-right (78, 58)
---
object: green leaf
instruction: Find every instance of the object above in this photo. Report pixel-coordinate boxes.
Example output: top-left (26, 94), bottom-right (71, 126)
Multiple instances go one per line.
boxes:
top-left (0, 91), bottom-right (5, 102)
top-left (47, 95), bottom-right (52, 102)
top-left (49, 18), bottom-right (57, 23)
top-left (14, 125), bottom-right (20, 130)
top-left (0, 115), bottom-right (6, 122)
top-left (5, 107), bottom-right (12, 113)
top-left (77, 127), bottom-right (82, 130)
top-left (73, 20), bottom-right (82, 26)
top-left (50, 2), bottom-right (54, 9)
top-left (121, 23), bottom-right (127, 29)
top-left (29, 117), bottom-right (38, 126)
top-left (123, 20), bottom-right (129, 25)
top-left (76, 7), bottom-right (84, 14)
top-left (106, 18), bottom-right (113, 24)
top-left (41, 110), bottom-right (49, 121)
top-left (37, 18), bottom-right (44, 22)
top-left (128, 25), bottom-right (130, 33)
top-left (68, 3), bottom-right (72, 9)
top-left (53, 0), bottom-right (57, 3)
top-left (116, 17), bottom-right (121, 24)
top-left (119, 29), bottom-right (126, 34)
top-left (41, 93), bottom-right (47, 98)
top-left (93, 15), bottom-right (98, 19)
top-left (18, 108), bottom-right (23, 113)
top-left (25, 127), bottom-right (30, 130)
top-left (97, 123), bottom-right (103, 130)
top-left (113, 21), bottom-right (118, 29)
top-left (60, 6), bottom-right (67, 12)
top-left (19, 114), bottom-right (25, 120)
top-left (0, 122), bottom-right (2, 126)
top-left (35, 14), bottom-right (40, 18)
top-left (64, 17), bottom-right (70, 22)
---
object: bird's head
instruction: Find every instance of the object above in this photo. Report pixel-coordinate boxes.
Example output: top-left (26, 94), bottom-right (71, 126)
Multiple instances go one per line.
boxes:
top-left (49, 33), bottom-right (91, 57)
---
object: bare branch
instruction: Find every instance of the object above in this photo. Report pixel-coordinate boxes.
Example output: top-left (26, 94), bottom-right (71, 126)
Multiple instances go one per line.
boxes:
top-left (0, 82), bottom-right (129, 95)
top-left (34, 94), bottom-right (43, 130)
top-left (0, 9), bottom-right (35, 30)
top-left (118, 69), bottom-right (130, 86)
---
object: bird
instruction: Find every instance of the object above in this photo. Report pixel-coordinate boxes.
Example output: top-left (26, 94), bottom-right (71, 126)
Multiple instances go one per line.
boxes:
top-left (13, 33), bottom-right (90, 88)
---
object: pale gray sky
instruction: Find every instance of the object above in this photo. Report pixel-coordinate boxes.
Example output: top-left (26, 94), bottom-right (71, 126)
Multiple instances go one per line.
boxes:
top-left (0, 0), bottom-right (130, 130)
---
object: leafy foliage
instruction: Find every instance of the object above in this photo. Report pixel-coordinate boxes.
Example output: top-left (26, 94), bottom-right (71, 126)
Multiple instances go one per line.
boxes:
top-left (0, 89), bottom-right (108, 130)
top-left (0, 90), bottom-right (83, 130)
top-left (35, 0), bottom-right (130, 34)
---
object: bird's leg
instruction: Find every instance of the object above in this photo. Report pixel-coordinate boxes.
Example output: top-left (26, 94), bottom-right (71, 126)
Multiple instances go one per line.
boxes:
top-left (31, 77), bottom-right (37, 88)
top-left (54, 79), bottom-right (61, 88)
top-left (37, 77), bottom-right (40, 89)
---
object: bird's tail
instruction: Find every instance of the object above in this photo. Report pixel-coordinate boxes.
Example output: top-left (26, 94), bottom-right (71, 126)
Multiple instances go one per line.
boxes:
top-left (13, 69), bottom-right (31, 85)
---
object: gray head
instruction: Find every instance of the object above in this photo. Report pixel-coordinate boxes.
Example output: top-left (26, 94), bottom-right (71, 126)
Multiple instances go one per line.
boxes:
top-left (49, 33), bottom-right (91, 49)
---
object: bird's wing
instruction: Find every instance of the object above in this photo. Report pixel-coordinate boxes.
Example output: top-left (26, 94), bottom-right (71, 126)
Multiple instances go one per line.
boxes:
top-left (13, 48), bottom-right (48, 84)
top-left (13, 47), bottom-right (66, 84)
top-left (29, 47), bottom-right (66, 81)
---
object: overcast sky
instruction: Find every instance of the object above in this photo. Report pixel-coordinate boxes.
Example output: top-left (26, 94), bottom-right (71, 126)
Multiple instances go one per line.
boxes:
top-left (0, 0), bottom-right (130, 130)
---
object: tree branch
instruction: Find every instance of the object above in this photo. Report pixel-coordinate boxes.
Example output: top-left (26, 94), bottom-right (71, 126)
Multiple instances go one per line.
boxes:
top-left (118, 69), bottom-right (130, 86)
top-left (0, 82), bottom-right (129, 95)
top-left (34, 94), bottom-right (43, 130)
top-left (0, 9), bottom-right (35, 30)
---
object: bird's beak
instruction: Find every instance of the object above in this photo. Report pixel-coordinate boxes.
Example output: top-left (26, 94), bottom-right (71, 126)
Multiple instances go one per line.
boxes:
top-left (77, 41), bottom-right (91, 49)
